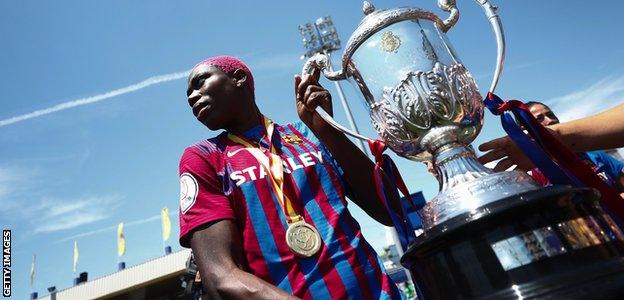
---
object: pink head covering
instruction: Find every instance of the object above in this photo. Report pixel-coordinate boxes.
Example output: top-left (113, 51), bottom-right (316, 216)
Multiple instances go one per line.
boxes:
top-left (193, 55), bottom-right (255, 93)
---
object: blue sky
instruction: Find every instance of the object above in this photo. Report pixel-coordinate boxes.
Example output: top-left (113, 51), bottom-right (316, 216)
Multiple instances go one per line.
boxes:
top-left (2, 0), bottom-right (624, 297)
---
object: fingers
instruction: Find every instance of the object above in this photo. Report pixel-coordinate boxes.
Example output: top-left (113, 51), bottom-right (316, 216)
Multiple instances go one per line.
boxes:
top-left (303, 91), bottom-right (331, 112)
top-left (493, 158), bottom-right (515, 172)
top-left (303, 85), bottom-right (325, 103)
top-left (310, 66), bottom-right (321, 83)
top-left (296, 75), bottom-right (309, 102)
top-left (479, 136), bottom-right (508, 152)
top-left (294, 75), bottom-right (302, 102)
top-left (478, 149), bottom-right (506, 165)
top-left (297, 70), bottom-right (324, 100)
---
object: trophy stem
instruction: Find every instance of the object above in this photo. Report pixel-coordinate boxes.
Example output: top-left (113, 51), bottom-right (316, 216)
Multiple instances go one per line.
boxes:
top-left (421, 143), bottom-right (539, 230)
top-left (433, 144), bottom-right (493, 192)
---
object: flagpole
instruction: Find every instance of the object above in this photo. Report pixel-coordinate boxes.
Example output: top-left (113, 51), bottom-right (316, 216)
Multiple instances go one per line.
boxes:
top-left (30, 253), bottom-right (35, 293)
top-left (161, 207), bottom-right (165, 253)
top-left (161, 207), bottom-right (172, 255)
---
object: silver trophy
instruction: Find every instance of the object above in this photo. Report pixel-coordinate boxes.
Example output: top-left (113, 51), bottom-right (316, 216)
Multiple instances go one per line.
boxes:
top-left (302, 2), bottom-right (624, 297)
top-left (302, 0), bottom-right (539, 231)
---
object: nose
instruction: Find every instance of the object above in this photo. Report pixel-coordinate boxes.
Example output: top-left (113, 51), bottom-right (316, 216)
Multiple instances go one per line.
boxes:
top-left (187, 90), bottom-right (201, 107)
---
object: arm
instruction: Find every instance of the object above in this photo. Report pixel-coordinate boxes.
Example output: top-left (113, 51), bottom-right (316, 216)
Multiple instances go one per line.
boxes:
top-left (190, 220), bottom-right (300, 300)
top-left (479, 104), bottom-right (624, 171)
top-left (179, 149), bottom-right (299, 300)
top-left (294, 70), bottom-right (401, 226)
top-left (551, 103), bottom-right (624, 151)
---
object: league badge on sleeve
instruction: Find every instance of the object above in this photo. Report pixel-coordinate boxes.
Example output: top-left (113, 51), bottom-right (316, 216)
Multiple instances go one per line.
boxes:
top-left (180, 173), bottom-right (198, 214)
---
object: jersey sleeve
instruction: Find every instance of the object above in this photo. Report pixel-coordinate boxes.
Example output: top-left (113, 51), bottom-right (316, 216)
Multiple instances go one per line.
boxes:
top-left (592, 151), bottom-right (624, 180)
top-left (178, 146), bottom-right (235, 248)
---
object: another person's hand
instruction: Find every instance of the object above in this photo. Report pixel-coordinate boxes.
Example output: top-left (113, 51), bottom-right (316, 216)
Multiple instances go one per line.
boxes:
top-left (478, 136), bottom-right (535, 172)
top-left (424, 161), bottom-right (438, 177)
top-left (294, 68), bottom-right (333, 133)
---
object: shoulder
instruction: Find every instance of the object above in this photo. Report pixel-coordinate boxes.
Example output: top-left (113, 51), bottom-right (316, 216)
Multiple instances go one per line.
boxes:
top-left (180, 133), bottom-right (228, 163)
top-left (585, 151), bottom-right (616, 164)
top-left (179, 133), bottom-right (229, 174)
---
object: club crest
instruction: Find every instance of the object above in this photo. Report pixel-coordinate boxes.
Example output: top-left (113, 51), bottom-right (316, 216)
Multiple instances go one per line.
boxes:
top-left (282, 134), bottom-right (303, 144)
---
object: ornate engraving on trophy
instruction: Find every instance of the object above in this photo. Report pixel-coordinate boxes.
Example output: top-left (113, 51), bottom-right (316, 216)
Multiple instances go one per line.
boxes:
top-left (369, 62), bottom-right (481, 161)
top-left (380, 31), bottom-right (401, 53)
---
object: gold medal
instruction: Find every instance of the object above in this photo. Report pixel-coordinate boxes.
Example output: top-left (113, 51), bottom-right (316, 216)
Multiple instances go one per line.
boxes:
top-left (286, 219), bottom-right (322, 257)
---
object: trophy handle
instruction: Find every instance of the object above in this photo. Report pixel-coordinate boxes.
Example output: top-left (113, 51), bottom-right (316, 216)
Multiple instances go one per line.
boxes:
top-left (438, 0), bottom-right (506, 93)
top-left (302, 53), bottom-right (372, 141)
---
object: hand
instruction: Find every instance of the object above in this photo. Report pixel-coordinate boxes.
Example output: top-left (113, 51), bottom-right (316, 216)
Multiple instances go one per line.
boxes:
top-left (294, 67), bottom-right (333, 133)
top-left (478, 136), bottom-right (535, 172)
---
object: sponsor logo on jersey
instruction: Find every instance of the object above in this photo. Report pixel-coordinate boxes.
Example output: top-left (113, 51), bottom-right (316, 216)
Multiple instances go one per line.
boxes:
top-left (229, 151), bottom-right (324, 186)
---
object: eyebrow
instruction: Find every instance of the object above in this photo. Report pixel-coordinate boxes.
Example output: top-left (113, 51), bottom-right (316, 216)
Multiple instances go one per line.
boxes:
top-left (186, 69), bottom-right (208, 96)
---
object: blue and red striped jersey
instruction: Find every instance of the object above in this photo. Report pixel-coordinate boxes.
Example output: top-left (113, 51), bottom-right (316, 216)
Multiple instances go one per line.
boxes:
top-left (178, 121), bottom-right (402, 299)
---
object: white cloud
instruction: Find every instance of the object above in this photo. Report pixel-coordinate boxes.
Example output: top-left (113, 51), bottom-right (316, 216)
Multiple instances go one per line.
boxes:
top-left (0, 70), bottom-right (190, 128)
top-left (0, 52), bottom-right (300, 128)
top-left (547, 75), bottom-right (624, 122)
top-left (0, 166), bottom-right (32, 208)
top-left (31, 195), bottom-right (122, 233)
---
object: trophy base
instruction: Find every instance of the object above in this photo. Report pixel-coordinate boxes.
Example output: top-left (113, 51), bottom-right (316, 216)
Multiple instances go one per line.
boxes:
top-left (401, 186), bottom-right (624, 299)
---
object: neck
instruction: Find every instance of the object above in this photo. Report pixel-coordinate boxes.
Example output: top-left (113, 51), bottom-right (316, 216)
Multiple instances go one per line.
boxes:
top-left (226, 104), bottom-right (263, 135)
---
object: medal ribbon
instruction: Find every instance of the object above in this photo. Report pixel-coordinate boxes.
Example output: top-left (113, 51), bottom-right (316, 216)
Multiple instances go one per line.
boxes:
top-left (227, 116), bottom-right (302, 224)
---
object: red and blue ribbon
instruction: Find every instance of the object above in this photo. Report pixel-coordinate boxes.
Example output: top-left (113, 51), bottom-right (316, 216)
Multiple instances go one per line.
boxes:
top-left (369, 140), bottom-right (417, 250)
top-left (484, 92), bottom-right (624, 220)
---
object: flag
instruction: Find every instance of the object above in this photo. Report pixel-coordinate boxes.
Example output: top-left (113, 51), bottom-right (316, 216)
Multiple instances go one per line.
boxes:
top-left (30, 254), bottom-right (36, 289)
top-left (161, 207), bottom-right (171, 242)
top-left (117, 222), bottom-right (126, 257)
top-left (73, 240), bottom-right (79, 273)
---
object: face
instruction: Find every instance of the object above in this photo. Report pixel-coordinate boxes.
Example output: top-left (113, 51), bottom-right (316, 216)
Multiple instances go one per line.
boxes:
top-left (529, 104), bottom-right (559, 126)
top-left (186, 64), bottom-right (240, 130)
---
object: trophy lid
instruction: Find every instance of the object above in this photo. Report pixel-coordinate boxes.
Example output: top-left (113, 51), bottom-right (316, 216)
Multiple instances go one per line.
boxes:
top-left (341, 1), bottom-right (447, 74)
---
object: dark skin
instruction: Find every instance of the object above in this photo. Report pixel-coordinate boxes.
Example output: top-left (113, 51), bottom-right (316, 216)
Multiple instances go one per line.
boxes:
top-left (186, 64), bottom-right (401, 299)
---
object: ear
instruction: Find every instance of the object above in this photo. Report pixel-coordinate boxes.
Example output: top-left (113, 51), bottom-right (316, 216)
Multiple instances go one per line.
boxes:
top-left (231, 69), bottom-right (247, 88)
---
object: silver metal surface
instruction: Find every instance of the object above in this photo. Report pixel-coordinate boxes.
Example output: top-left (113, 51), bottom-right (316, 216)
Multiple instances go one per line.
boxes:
top-left (325, 51), bottom-right (371, 155)
top-left (420, 145), bottom-right (539, 230)
top-left (475, 0), bottom-right (506, 93)
top-left (437, 0), bottom-right (459, 30)
top-left (300, 1), bottom-right (530, 232)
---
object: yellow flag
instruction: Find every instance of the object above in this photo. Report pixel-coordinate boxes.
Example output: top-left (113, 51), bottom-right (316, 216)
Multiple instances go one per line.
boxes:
top-left (161, 207), bottom-right (171, 242)
top-left (117, 222), bottom-right (126, 257)
top-left (73, 240), bottom-right (79, 273)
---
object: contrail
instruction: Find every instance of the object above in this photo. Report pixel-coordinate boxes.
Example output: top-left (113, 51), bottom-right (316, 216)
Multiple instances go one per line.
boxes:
top-left (0, 69), bottom-right (191, 127)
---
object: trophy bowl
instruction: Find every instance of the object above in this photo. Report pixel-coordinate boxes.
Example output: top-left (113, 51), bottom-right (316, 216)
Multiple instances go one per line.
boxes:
top-left (302, 0), bottom-right (539, 231)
